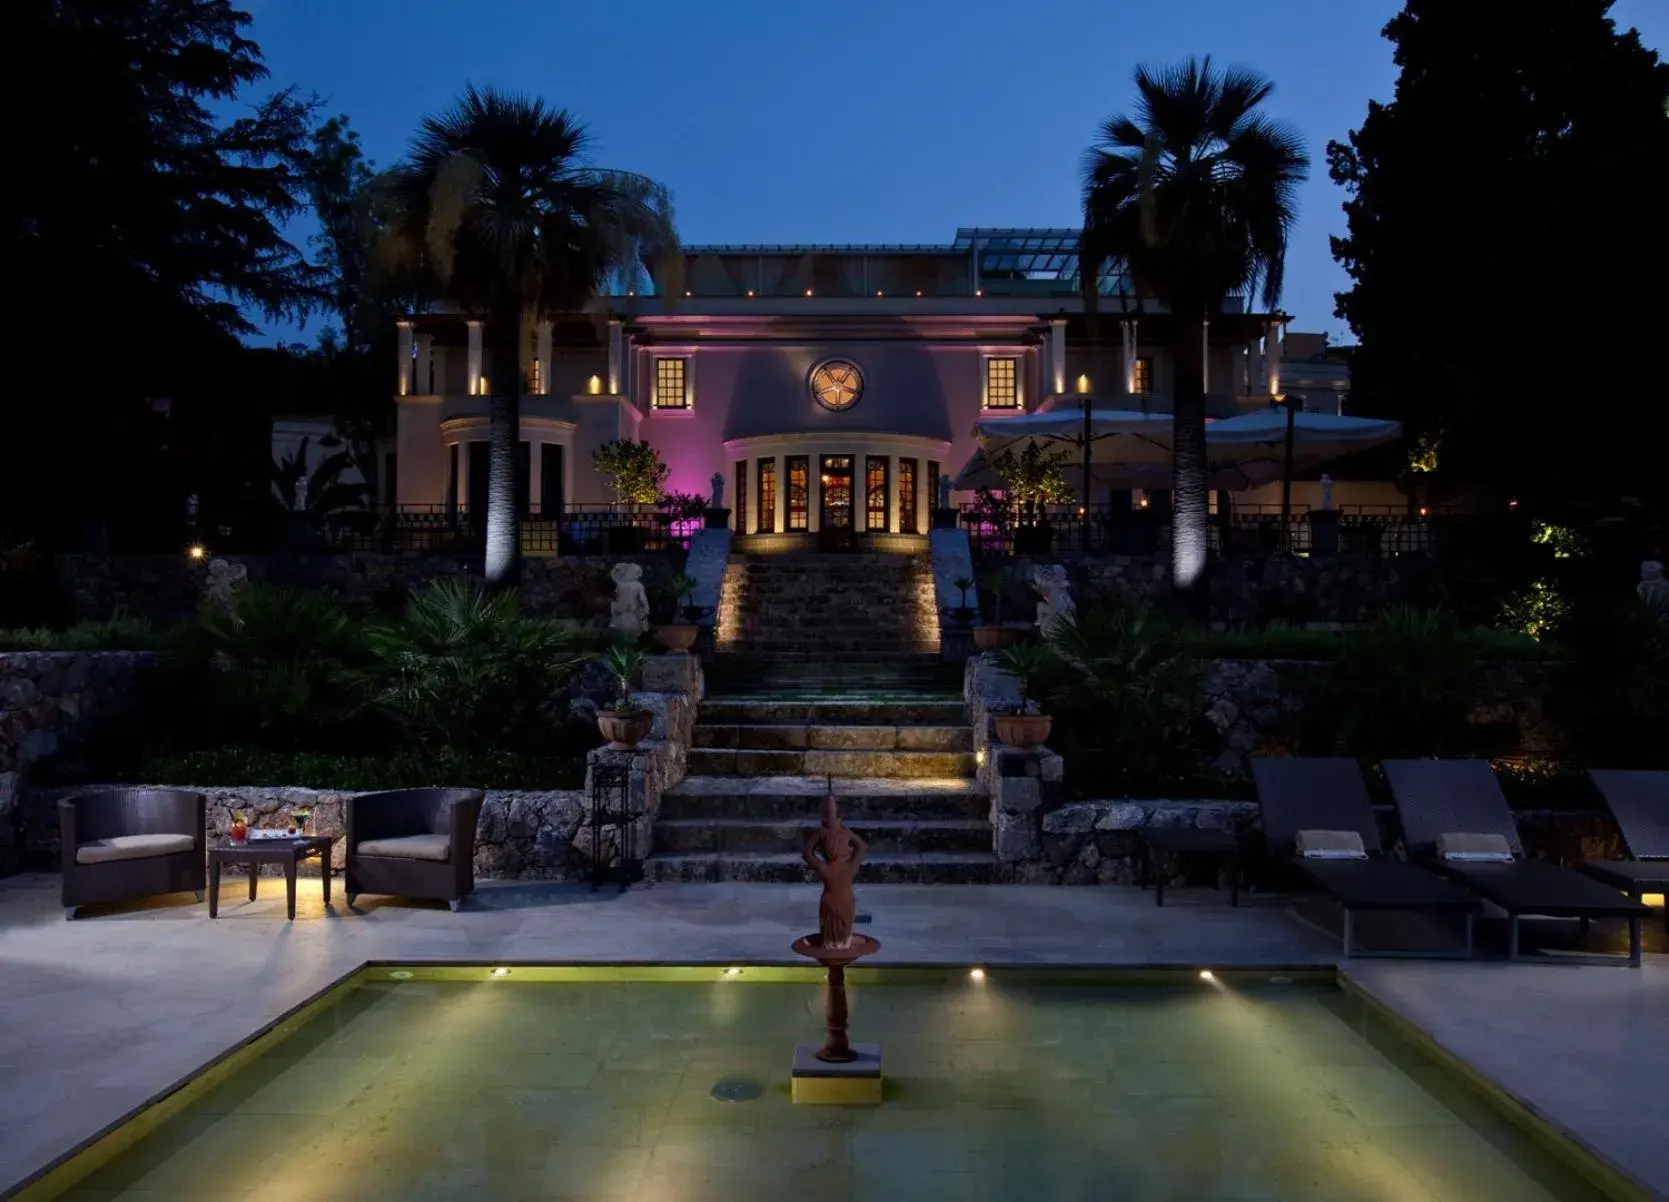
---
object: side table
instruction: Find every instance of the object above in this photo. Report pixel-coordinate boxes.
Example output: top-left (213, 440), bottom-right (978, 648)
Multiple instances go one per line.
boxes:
top-left (209, 836), bottom-right (333, 920)
top-left (1143, 827), bottom-right (1243, 907)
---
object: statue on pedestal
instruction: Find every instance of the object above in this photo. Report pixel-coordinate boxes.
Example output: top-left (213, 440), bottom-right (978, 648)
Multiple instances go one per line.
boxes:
top-left (609, 563), bottom-right (650, 637)
top-left (201, 558), bottom-right (248, 615)
top-left (938, 474), bottom-right (952, 510)
top-left (1639, 561), bottom-right (1668, 609)
top-left (802, 792), bottom-right (868, 950)
top-left (1033, 563), bottom-right (1075, 632)
top-left (710, 472), bottom-right (725, 511)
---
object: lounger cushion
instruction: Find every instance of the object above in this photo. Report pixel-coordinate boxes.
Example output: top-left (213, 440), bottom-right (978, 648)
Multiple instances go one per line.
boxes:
top-left (1437, 832), bottom-right (1515, 862)
top-left (357, 834), bottom-right (451, 862)
top-left (76, 833), bottom-right (196, 865)
top-left (1296, 829), bottom-right (1368, 859)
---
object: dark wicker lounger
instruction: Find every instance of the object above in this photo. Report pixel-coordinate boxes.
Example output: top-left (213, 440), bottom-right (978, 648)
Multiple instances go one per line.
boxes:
top-left (1580, 768), bottom-right (1669, 932)
top-left (1383, 759), bottom-right (1650, 966)
top-left (1250, 757), bottom-right (1480, 959)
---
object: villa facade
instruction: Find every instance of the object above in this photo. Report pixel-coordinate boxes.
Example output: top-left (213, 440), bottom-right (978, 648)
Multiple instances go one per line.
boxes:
top-left (391, 228), bottom-right (1299, 537)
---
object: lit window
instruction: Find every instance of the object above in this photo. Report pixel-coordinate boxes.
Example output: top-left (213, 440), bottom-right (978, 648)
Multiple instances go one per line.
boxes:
top-left (653, 358), bottom-right (689, 410)
top-left (985, 357), bottom-right (1019, 409)
top-left (1133, 356), bottom-right (1153, 394)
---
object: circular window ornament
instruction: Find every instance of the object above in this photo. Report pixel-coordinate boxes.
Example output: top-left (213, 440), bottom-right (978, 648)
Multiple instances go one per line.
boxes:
top-left (809, 358), bottom-right (864, 411)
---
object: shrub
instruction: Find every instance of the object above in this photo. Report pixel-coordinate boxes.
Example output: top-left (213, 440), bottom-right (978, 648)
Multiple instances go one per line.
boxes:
top-left (0, 613), bottom-right (165, 651)
top-left (351, 579), bottom-right (596, 754)
top-left (1550, 594), bottom-right (1669, 767)
top-left (1311, 605), bottom-right (1500, 760)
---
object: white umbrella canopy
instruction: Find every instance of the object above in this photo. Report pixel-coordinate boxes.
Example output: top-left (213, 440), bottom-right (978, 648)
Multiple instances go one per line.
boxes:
top-left (1203, 409), bottom-right (1403, 489)
top-left (959, 408), bottom-right (1175, 489)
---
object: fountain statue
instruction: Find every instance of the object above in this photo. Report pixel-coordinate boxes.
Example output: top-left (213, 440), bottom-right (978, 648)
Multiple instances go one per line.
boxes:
top-left (791, 785), bottom-right (882, 1100)
top-left (609, 563), bottom-right (650, 637)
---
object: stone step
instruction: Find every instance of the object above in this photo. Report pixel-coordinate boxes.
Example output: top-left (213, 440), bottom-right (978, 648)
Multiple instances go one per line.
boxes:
top-left (687, 747), bottom-right (978, 778)
top-left (693, 724), bottom-right (972, 751)
top-left (698, 701), bottom-right (967, 725)
top-left (653, 817), bottom-right (991, 854)
top-left (641, 851), bottom-right (999, 885)
top-left (660, 775), bottom-right (988, 821)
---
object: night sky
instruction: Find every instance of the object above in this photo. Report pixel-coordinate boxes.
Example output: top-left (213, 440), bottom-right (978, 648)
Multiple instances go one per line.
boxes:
top-left (244, 0), bottom-right (1668, 342)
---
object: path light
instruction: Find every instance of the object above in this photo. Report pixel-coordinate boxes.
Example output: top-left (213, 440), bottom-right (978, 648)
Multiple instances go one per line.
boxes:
top-left (1198, 970), bottom-right (1214, 981)
top-left (187, 544), bottom-right (207, 561)
top-left (969, 967), bottom-right (987, 982)
top-left (975, 748), bottom-right (986, 767)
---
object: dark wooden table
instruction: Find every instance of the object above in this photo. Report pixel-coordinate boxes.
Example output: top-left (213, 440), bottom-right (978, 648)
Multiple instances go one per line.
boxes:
top-left (1143, 827), bottom-right (1243, 907)
top-left (208, 836), bottom-right (332, 920)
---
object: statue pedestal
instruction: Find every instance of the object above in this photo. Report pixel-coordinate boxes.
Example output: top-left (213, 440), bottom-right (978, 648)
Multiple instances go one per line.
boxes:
top-left (791, 1043), bottom-right (883, 1105)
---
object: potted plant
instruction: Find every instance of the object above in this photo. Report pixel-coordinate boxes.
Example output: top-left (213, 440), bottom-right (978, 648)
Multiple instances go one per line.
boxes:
top-left (596, 644), bottom-right (654, 749)
top-left (654, 572), bottom-right (701, 652)
top-left (990, 640), bottom-right (1055, 747)
top-left (950, 575), bottom-right (978, 627)
top-left (973, 566), bottom-right (1019, 650)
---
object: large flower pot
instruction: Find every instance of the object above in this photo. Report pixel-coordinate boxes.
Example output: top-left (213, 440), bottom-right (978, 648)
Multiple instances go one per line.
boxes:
top-left (653, 624), bottom-right (698, 652)
top-left (972, 625), bottom-right (1019, 651)
top-left (993, 713), bottom-right (1052, 748)
top-left (597, 709), bottom-right (654, 750)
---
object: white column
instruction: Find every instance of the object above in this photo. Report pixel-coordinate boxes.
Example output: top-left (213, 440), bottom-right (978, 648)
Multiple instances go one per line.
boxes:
top-left (396, 321), bottom-right (414, 396)
top-left (466, 320), bottom-right (483, 396)
top-left (607, 320), bottom-right (623, 395)
top-left (1121, 320), bottom-right (1137, 394)
top-left (888, 454), bottom-right (901, 533)
top-left (1265, 321), bottom-right (1282, 396)
top-left (535, 321), bottom-right (553, 396)
top-left (808, 454), bottom-right (822, 533)
top-left (1202, 318), bottom-right (1211, 394)
top-left (775, 455), bottom-right (788, 534)
top-left (416, 334), bottom-right (434, 394)
top-left (1049, 319), bottom-right (1067, 397)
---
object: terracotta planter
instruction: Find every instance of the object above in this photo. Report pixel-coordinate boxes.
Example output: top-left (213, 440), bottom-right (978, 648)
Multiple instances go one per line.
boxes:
top-left (993, 713), bottom-right (1052, 748)
top-left (653, 624), bottom-right (698, 652)
top-left (972, 626), bottom-right (1019, 651)
top-left (597, 708), bottom-right (654, 749)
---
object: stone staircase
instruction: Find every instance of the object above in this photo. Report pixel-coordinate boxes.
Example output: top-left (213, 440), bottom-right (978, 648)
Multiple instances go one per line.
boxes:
top-left (713, 552), bottom-right (940, 659)
top-left (644, 696), bottom-right (996, 883)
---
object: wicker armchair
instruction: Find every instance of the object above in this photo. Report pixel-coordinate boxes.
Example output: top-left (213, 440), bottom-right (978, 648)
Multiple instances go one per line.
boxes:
top-left (59, 788), bottom-right (207, 920)
top-left (344, 788), bottom-right (484, 911)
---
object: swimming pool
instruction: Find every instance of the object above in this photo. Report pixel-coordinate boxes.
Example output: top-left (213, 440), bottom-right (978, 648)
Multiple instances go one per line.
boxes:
top-left (27, 967), bottom-right (1625, 1201)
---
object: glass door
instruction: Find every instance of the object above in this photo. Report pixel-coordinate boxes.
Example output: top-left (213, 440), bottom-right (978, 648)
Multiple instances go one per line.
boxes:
top-left (819, 456), bottom-right (854, 530)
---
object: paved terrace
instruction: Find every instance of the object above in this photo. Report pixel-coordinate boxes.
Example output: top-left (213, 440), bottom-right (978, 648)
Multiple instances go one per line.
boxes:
top-left (0, 875), bottom-right (1663, 1199)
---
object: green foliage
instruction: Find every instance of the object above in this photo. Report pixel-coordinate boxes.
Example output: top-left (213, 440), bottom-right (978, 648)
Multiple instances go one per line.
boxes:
top-left (269, 435), bottom-right (371, 517)
top-left (1550, 594), bottom-right (1669, 766)
top-left (1312, 606), bottom-right (1499, 761)
top-left (660, 492), bottom-right (709, 521)
top-left (1187, 623), bottom-right (1552, 662)
top-left (979, 567), bottom-right (1010, 624)
top-left (1496, 579), bottom-right (1569, 640)
top-left (988, 443), bottom-right (1075, 507)
top-left (600, 644), bottom-right (649, 710)
top-left (133, 747), bottom-right (586, 791)
top-left (990, 639), bottom-right (1058, 712)
top-left (352, 579), bottom-right (594, 754)
top-left (592, 440), bottom-right (671, 506)
top-left (1044, 602), bottom-right (1211, 795)
top-left (0, 614), bottom-right (166, 652)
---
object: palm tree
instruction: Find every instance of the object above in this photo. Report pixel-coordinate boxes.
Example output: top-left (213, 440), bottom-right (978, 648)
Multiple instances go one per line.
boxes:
top-left (377, 86), bottom-right (680, 584)
top-left (1080, 58), bottom-right (1307, 598)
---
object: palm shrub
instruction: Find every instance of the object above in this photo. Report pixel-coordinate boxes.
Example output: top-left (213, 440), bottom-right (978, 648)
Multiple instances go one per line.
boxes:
top-left (1313, 605), bottom-right (1496, 761)
top-left (353, 579), bottom-right (593, 754)
top-left (990, 639), bottom-right (1057, 715)
top-left (1550, 593), bottom-right (1669, 766)
top-left (600, 643), bottom-right (649, 714)
top-left (1044, 600), bottom-right (1210, 794)
top-left (173, 586), bottom-right (369, 748)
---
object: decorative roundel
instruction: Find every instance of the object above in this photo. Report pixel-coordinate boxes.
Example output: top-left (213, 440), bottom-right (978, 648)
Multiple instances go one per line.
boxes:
top-left (808, 358), bottom-right (864, 411)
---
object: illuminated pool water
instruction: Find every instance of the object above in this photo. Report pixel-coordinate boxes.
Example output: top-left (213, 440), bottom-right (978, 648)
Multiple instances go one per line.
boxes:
top-left (40, 968), bottom-right (1617, 1201)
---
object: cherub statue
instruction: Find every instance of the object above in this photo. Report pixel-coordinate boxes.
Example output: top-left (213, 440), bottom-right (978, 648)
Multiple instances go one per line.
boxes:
top-left (201, 558), bottom-right (248, 615)
top-left (802, 789), bottom-right (868, 950)
top-left (1033, 563), bottom-right (1075, 632)
top-left (609, 563), bottom-right (650, 636)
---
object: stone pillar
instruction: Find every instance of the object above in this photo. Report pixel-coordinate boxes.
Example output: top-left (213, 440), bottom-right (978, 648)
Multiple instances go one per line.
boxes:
top-left (1049, 318), bottom-right (1067, 397)
top-left (416, 334), bottom-right (434, 394)
top-left (466, 320), bottom-right (484, 396)
top-left (535, 321), bottom-right (553, 396)
top-left (1266, 321), bottom-right (1282, 397)
top-left (607, 320), bottom-right (623, 395)
top-left (1121, 320), bottom-right (1138, 395)
top-left (396, 320), bottom-right (413, 396)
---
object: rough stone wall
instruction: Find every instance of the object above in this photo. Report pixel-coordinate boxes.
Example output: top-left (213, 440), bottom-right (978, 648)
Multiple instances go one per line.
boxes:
top-left (54, 554), bottom-right (682, 624)
top-left (1, 651), bottom-right (160, 870)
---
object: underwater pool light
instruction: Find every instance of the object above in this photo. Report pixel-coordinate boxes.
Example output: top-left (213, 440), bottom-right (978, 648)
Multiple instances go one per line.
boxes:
top-left (969, 967), bottom-right (987, 982)
top-left (489, 967), bottom-right (511, 978)
top-left (1198, 970), bottom-right (1215, 981)
top-left (723, 967), bottom-right (744, 978)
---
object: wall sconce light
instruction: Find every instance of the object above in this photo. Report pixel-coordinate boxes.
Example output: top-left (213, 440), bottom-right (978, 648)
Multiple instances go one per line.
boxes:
top-left (1075, 374), bottom-right (1092, 394)
top-left (974, 289), bottom-right (983, 297)
top-left (915, 290), bottom-right (923, 297)
top-left (587, 375), bottom-right (602, 395)
top-left (746, 290), bottom-right (755, 297)
top-left (805, 289), bottom-right (814, 297)
top-left (684, 290), bottom-right (692, 297)
top-left (876, 290), bottom-right (884, 297)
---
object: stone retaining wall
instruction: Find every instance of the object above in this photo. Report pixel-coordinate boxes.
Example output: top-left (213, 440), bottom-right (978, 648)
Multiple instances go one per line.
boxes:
top-left (54, 554), bottom-right (683, 623)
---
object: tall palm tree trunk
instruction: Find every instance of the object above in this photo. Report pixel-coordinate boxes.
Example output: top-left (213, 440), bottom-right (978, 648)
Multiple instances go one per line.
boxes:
top-left (1170, 312), bottom-right (1209, 605)
top-left (484, 298), bottom-right (522, 586)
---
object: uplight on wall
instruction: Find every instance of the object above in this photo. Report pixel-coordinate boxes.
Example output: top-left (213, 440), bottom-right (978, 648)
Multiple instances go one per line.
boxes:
top-left (587, 375), bottom-right (603, 395)
top-left (1075, 375), bottom-right (1092, 394)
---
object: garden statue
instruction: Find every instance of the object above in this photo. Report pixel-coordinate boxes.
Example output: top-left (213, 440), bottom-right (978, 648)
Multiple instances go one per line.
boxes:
top-left (802, 792), bottom-right (869, 950)
top-left (609, 563), bottom-right (650, 636)
top-left (1033, 563), bottom-right (1075, 632)
top-left (201, 558), bottom-right (248, 614)
top-left (938, 473), bottom-right (952, 510)
top-left (1639, 561), bottom-right (1668, 609)
top-left (709, 472), bottom-right (725, 511)
top-left (1320, 474), bottom-right (1334, 511)
top-left (294, 473), bottom-right (308, 512)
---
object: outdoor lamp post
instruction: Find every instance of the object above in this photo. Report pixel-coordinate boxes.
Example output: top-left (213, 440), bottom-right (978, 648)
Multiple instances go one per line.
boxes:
top-left (1272, 391), bottom-right (1302, 553)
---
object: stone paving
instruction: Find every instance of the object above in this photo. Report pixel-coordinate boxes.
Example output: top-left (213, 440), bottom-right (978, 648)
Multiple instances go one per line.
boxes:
top-left (0, 874), bottom-right (1663, 1198)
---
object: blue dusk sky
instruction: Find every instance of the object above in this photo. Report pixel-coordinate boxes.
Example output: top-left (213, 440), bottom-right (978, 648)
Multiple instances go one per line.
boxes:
top-left (244, 0), bottom-right (1668, 343)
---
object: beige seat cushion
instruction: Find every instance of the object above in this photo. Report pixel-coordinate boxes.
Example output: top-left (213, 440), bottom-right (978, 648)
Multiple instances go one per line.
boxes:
top-left (1437, 832), bottom-right (1515, 862)
top-left (76, 833), bottom-right (196, 865)
top-left (1294, 829), bottom-right (1369, 860)
top-left (358, 834), bottom-right (451, 862)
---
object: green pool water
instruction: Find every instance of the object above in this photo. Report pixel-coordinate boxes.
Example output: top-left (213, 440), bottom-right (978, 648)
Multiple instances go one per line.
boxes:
top-left (51, 970), bottom-right (1614, 1202)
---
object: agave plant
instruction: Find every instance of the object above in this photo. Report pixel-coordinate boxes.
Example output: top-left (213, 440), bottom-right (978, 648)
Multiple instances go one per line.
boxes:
top-left (600, 643), bottom-right (649, 713)
top-left (665, 572), bottom-right (702, 623)
top-left (991, 640), bottom-right (1057, 715)
top-left (979, 566), bottom-right (1010, 625)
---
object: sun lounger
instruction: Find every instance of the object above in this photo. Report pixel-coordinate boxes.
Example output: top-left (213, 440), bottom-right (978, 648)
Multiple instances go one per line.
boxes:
top-left (1384, 759), bottom-right (1649, 966)
top-left (1250, 757), bottom-right (1480, 959)
top-left (1579, 769), bottom-right (1669, 931)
